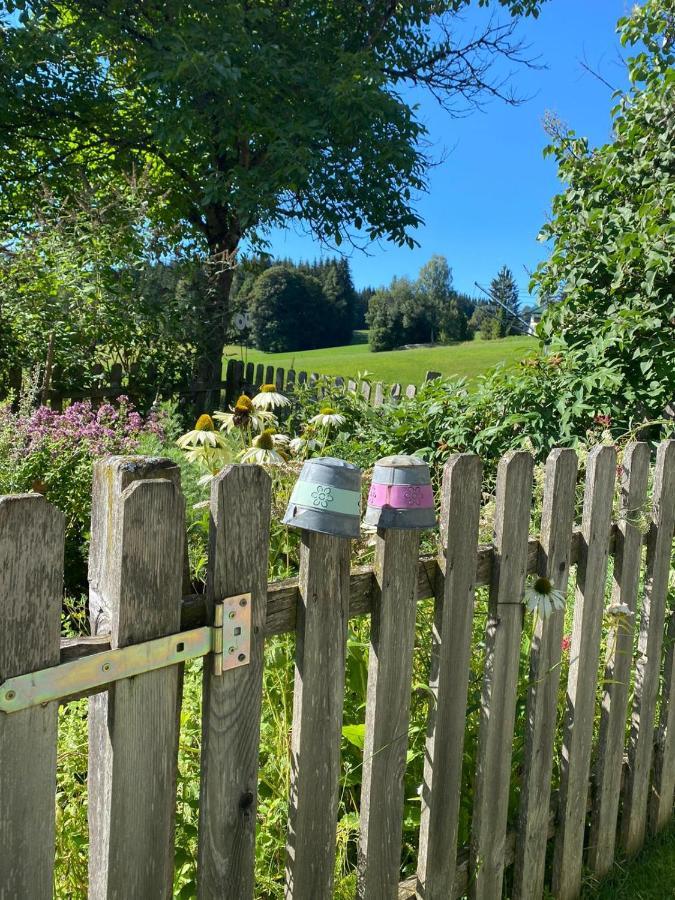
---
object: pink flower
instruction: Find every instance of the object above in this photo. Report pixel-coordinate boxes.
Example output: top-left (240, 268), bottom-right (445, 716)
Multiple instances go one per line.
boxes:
top-left (561, 636), bottom-right (571, 653)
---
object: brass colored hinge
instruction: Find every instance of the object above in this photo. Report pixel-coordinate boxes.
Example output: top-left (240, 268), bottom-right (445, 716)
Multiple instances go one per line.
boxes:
top-left (0, 592), bottom-right (252, 715)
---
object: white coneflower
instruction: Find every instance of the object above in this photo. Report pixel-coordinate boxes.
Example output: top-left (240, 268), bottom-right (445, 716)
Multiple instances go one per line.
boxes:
top-left (176, 414), bottom-right (230, 449)
top-left (214, 395), bottom-right (275, 432)
top-left (289, 435), bottom-right (320, 455)
top-left (252, 383), bottom-right (291, 410)
top-left (523, 576), bottom-right (566, 620)
top-left (310, 407), bottom-right (346, 427)
top-left (239, 429), bottom-right (287, 464)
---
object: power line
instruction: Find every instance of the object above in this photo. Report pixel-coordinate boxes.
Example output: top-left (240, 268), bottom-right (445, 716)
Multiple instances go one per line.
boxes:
top-left (474, 282), bottom-right (537, 336)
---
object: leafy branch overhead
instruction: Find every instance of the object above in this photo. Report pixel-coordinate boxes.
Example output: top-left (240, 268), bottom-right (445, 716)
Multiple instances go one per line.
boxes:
top-left (1, 0), bottom-right (545, 253)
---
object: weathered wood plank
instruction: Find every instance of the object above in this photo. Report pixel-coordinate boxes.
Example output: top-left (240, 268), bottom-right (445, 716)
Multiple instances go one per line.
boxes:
top-left (265, 365), bottom-right (275, 386)
top-left (61, 533), bottom-right (589, 664)
top-left (0, 495), bottom-right (64, 900)
top-left (88, 477), bottom-right (185, 899)
top-left (470, 451), bottom-right (534, 899)
top-left (588, 443), bottom-right (650, 874)
top-left (652, 601), bottom-right (675, 833)
top-left (417, 455), bottom-right (483, 899)
top-left (285, 531), bottom-right (351, 899)
top-left (622, 440), bottom-right (675, 852)
top-left (552, 445), bottom-right (616, 899)
top-left (198, 465), bottom-right (271, 899)
top-left (361, 381), bottom-right (371, 403)
top-left (373, 382), bottom-right (385, 407)
top-left (514, 447), bottom-right (578, 899)
top-left (405, 384), bottom-right (416, 399)
top-left (357, 528), bottom-right (421, 899)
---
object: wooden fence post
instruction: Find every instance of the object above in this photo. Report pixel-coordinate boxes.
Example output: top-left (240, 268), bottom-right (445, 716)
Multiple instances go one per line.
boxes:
top-left (88, 476), bottom-right (185, 899)
top-left (285, 530), bottom-right (351, 899)
top-left (357, 526), bottom-right (421, 899)
top-left (0, 495), bottom-right (64, 899)
top-left (552, 445), bottom-right (616, 899)
top-left (198, 465), bottom-right (271, 899)
top-left (588, 442), bottom-right (650, 874)
top-left (417, 454), bottom-right (483, 899)
top-left (513, 447), bottom-right (578, 899)
top-left (623, 440), bottom-right (675, 850)
top-left (470, 450), bottom-right (534, 899)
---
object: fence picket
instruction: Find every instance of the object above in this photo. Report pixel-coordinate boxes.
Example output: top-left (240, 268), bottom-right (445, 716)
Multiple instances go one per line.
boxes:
top-left (88, 478), bottom-right (185, 899)
top-left (514, 447), bottom-right (578, 899)
top-left (285, 531), bottom-right (351, 899)
top-left (652, 600), bottom-right (675, 833)
top-left (0, 495), bottom-right (64, 900)
top-left (622, 440), bottom-right (675, 852)
top-left (255, 363), bottom-right (265, 389)
top-left (198, 465), bottom-right (271, 898)
top-left (361, 381), bottom-right (371, 403)
top-left (552, 445), bottom-right (616, 899)
top-left (373, 382), bottom-right (385, 407)
top-left (588, 442), bottom-right (650, 874)
top-left (357, 528), bottom-right (421, 899)
top-left (417, 454), bottom-right (483, 898)
top-left (405, 384), bottom-right (416, 399)
top-left (470, 450), bottom-right (534, 899)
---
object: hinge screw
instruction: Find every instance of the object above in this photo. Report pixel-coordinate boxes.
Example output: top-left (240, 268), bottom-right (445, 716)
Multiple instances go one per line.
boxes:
top-left (5, 690), bottom-right (16, 701)
top-left (228, 646), bottom-right (235, 654)
top-left (238, 653), bottom-right (246, 662)
top-left (228, 611), bottom-right (236, 619)
top-left (102, 663), bottom-right (111, 672)
top-left (239, 598), bottom-right (248, 607)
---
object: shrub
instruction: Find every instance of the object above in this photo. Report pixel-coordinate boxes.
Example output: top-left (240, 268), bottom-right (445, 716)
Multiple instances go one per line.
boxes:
top-left (0, 398), bottom-right (165, 597)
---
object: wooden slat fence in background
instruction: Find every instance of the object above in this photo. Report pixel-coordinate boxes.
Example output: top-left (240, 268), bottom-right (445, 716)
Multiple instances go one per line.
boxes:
top-left (42, 360), bottom-right (439, 411)
top-left (1, 440), bottom-right (674, 900)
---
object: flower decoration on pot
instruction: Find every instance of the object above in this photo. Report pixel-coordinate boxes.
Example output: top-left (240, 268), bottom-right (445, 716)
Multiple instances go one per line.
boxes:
top-left (364, 455), bottom-right (436, 530)
top-left (283, 457), bottom-right (362, 537)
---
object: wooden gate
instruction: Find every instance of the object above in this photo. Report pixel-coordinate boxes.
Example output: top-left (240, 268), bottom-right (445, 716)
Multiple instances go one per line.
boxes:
top-left (0, 441), bottom-right (673, 899)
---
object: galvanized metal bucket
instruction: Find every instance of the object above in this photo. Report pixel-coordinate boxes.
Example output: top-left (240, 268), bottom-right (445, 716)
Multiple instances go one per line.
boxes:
top-left (364, 454), bottom-right (436, 530)
top-left (282, 457), bottom-right (362, 538)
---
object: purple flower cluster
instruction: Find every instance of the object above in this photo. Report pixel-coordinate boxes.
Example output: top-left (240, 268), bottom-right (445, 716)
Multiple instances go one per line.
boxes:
top-left (0, 396), bottom-right (165, 459)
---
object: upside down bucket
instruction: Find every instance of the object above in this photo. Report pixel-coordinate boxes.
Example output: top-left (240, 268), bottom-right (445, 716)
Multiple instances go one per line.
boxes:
top-left (364, 455), bottom-right (436, 530)
top-left (282, 457), bottom-right (362, 538)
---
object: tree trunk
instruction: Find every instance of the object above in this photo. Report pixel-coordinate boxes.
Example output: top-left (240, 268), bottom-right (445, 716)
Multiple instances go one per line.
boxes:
top-left (190, 226), bottom-right (239, 416)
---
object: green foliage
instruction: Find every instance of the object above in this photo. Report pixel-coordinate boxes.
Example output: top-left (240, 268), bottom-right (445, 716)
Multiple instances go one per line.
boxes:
top-left (532, 0), bottom-right (675, 425)
top-left (0, 187), bottom-right (199, 408)
top-left (249, 267), bottom-right (326, 353)
top-left (367, 256), bottom-right (474, 351)
top-left (0, 0), bottom-right (545, 384)
top-left (485, 264), bottom-right (522, 338)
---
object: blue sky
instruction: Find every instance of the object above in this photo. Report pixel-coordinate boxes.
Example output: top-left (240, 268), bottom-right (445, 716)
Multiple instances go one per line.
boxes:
top-left (265, 0), bottom-right (633, 300)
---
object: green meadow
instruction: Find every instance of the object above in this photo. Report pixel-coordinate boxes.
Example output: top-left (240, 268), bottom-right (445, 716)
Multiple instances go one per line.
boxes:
top-left (224, 332), bottom-right (534, 386)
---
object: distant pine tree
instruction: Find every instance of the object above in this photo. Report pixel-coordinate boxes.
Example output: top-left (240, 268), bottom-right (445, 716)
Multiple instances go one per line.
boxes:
top-left (489, 265), bottom-right (521, 337)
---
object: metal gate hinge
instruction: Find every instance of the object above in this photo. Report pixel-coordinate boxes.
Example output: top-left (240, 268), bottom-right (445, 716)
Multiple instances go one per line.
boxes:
top-left (0, 592), bottom-right (252, 715)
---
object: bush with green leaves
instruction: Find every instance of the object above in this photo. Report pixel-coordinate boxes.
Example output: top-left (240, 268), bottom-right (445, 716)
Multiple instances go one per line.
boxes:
top-left (531, 0), bottom-right (675, 423)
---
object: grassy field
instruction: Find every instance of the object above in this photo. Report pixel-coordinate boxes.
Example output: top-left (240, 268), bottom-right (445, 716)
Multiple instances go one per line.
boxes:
top-left (224, 332), bottom-right (534, 386)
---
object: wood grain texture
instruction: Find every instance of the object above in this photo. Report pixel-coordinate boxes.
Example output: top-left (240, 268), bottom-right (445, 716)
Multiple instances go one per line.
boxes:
top-left (88, 478), bottom-right (185, 900)
top-left (622, 440), bottom-right (675, 851)
top-left (198, 465), bottom-right (271, 900)
top-left (514, 447), bottom-right (578, 899)
top-left (588, 443), bottom-right (650, 874)
top-left (357, 528), bottom-right (421, 899)
top-left (285, 531), bottom-right (351, 899)
top-left (0, 495), bottom-right (64, 900)
top-left (416, 454), bottom-right (483, 899)
top-left (652, 601), bottom-right (675, 834)
top-left (552, 445), bottom-right (616, 899)
top-left (470, 451), bottom-right (534, 899)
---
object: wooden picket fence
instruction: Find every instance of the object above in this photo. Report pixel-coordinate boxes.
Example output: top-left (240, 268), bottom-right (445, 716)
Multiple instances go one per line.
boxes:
top-left (221, 357), bottom-right (439, 407)
top-left (35, 359), bottom-right (437, 411)
top-left (1, 441), bottom-right (674, 899)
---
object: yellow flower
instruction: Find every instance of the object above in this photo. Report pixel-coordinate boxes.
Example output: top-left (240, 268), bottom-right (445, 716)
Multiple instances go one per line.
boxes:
top-left (195, 414), bottom-right (215, 431)
top-left (234, 395), bottom-right (253, 412)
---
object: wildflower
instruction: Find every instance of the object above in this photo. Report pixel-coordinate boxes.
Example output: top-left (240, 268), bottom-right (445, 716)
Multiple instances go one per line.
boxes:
top-left (214, 395), bottom-right (275, 433)
top-left (289, 435), bottom-right (320, 456)
top-left (523, 576), bottom-right (566, 620)
top-left (561, 635), bottom-right (571, 653)
top-left (606, 602), bottom-right (634, 629)
top-left (239, 429), bottom-right (287, 464)
top-left (252, 384), bottom-right (290, 410)
top-left (176, 415), bottom-right (230, 449)
top-left (310, 407), bottom-right (346, 428)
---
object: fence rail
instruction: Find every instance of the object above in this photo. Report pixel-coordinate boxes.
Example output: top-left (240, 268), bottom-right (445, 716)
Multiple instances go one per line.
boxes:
top-left (1, 441), bottom-right (674, 899)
